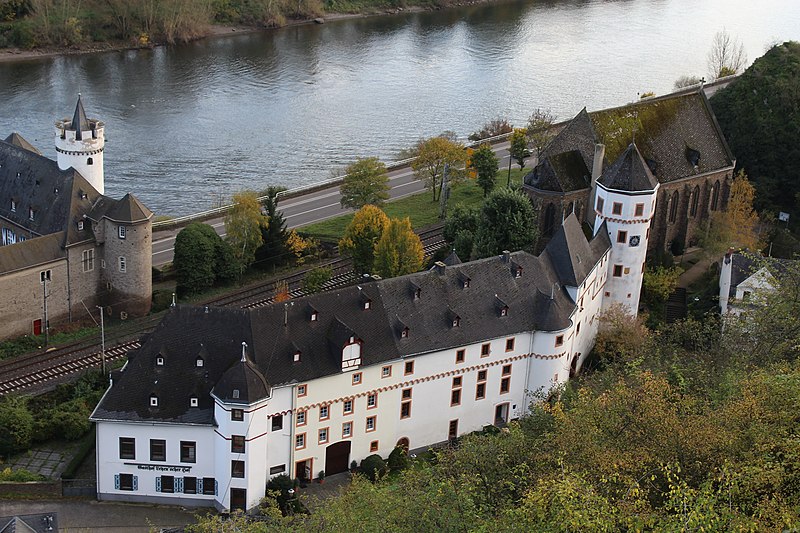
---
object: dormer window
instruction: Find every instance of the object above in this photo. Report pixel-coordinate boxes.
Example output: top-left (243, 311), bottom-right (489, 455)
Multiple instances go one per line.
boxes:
top-left (500, 307), bottom-right (508, 317)
top-left (341, 336), bottom-right (362, 371)
top-left (28, 207), bottom-right (34, 221)
top-left (463, 279), bottom-right (470, 289)
top-left (190, 397), bottom-right (198, 407)
top-left (150, 394), bottom-right (158, 407)
top-left (514, 265), bottom-right (523, 278)
top-left (118, 225), bottom-right (126, 239)
top-left (233, 389), bottom-right (240, 399)
top-left (77, 220), bottom-right (84, 231)
top-left (452, 316), bottom-right (460, 327)
top-left (293, 350), bottom-right (301, 362)
top-left (10, 199), bottom-right (15, 212)
top-left (401, 327), bottom-right (409, 339)
top-left (156, 356), bottom-right (164, 366)
top-left (364, 300), bottom-right (371, 310)
top-left (414, 288), bottom-right (421, 299)
top-left (196, 357), bottom-right (204, 367)
top-left (310, 310), bottom-right (318, 322)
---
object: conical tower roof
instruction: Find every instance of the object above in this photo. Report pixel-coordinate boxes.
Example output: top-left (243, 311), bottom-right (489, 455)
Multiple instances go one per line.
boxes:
top-left (70, 94), bottom-right (90, 140)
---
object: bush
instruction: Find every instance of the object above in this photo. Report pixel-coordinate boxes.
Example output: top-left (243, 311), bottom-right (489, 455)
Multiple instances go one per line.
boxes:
top-left (0, 396), bottom-right (33, 457)
top-left (0, 467), bottom-right (45, 482)
top-left (387, 446), bottom-right (409, 472)
top-left (359, 454), bottom-right (388, 482)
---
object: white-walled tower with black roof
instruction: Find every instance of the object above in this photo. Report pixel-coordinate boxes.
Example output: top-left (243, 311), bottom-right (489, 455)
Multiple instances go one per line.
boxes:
top-left (593, 143), bottom-right (659, 315)
top-left (55, 94), bottom-right (105, 194)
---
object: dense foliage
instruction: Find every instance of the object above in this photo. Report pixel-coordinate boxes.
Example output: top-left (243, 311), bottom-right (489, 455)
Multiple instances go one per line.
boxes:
top-left (711, 41), bottom-right (800, 214)
top-left (225, 190), bottom-right (267, 277)
top-left (338, 205), bottom-right (389, 275)
top-left (174, 222), bottom-right (238, 295)
top-left (468, 143), bottom-right (499, 197)
top-left (373, 217), bottom-right (424, 279)
top-left (411, 136), bottom-right (468, 202)
top-left (254, 188), bottom-right (291, 270)
top-left (339, 157), bottom-right (390, 210)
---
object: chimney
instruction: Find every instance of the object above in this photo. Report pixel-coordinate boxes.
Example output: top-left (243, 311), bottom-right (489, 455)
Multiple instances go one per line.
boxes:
top-left (434, 261), bottom-right (446, 275)
top-left (718, 247), bottom-right (735, 315)
top-left (588, 143), bottom-right (605, 226)
top-left (502, 250), bottom-right (511, 263)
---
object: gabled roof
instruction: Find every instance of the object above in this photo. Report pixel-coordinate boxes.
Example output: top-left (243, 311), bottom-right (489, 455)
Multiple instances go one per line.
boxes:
top-left (525, 150), bottom-right (591, 193)
top-left (542, 213), bottom-right (609, 287)
top-left (3, 133), bottom-right (40, 155)
top-left (598, 143), bottom-right (659, 192)
top-left (442, 250), bottom-right (462, 266)
top-left (0, 513), bottom-right (58, 533)
top-left (540, 107), bottom-right (599, 171)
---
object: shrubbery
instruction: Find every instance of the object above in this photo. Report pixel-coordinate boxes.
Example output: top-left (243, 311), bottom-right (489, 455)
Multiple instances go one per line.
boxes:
top-left (359, 454), bottom-right (387, 481)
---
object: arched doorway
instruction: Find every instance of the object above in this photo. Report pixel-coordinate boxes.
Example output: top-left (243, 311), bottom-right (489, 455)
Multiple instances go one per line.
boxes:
top-left (325, 441), bottom-right (352, 476)
top-left (396, 437), bottom-right (409, 451)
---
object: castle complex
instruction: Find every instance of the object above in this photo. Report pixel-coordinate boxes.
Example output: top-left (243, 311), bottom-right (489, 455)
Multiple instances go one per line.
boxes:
top-left (0, 96), bottom-right (153, 339)
top-left (89, 90), bottom-right (733, 513)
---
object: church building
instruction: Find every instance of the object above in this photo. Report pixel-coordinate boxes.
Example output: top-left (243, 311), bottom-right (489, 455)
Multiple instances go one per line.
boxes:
top-left (0, 96), bottom-right (153, 340)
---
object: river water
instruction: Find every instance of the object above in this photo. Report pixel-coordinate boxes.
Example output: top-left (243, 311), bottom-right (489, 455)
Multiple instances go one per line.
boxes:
top-left (1, 0), bottom-right (798, 215)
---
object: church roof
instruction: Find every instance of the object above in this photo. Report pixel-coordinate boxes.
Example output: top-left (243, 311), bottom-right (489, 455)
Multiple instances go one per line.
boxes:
top-left (540, 107), bottom-right (599, 171)
top-left (598, 143), bottom-right (659, 192)
top-left (70, 95), bottom-right (91, 140)
top-left (3, 133), bottom-right (41, 155)
top-left (525, 150), bottom-right (591, 193)
top-left (92, 220), bottom-right (611, 424)
top-left (543, 214), bottom-right (610, 288)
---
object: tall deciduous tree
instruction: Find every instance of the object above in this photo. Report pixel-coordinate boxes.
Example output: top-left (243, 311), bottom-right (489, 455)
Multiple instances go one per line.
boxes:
top-left (509, 128), bottom-right (529, 170)
top-left (411, 136), bottom-right (468, 202)
top-left (469, 143), bottom-right (499, 197)
top-left (702, 171), bottom-right (762, 256)
top-left (473, 187), bottom-right (538, 258)
top-left (340, 157), bottom-right (390, 210)
top-left (707, 29), bottom-right (747, 79)
top-left (526, 109), bottom-right (556, 160)
top-left (225, 190), bottom-right (267, 277)
top-left (373, 217), bottom-right (424, 279)
top-left (339, 205), bottom-right (390, 275)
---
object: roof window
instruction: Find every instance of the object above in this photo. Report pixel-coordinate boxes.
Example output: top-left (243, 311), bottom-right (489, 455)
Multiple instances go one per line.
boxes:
top-left (28, 207), bottom-right (35, 221)
top-left (294, 350), bottom-right (301, 362)
top-left (156, 355), bottom-right (164, 366)
top-left (10, 199), bottom-right (15, 212)
top-left (150, 394), bottom-right (158, 407)
top-left (190, 397), bottom-right (198, 407)
top-left (196, 356), bottom-right (204, 367)
top-left (77, 220), bottom-right (84, 231)
top-left (401, 327), bottom-right (409, 338)
top-left (233, 389), bottom-right (240, 399)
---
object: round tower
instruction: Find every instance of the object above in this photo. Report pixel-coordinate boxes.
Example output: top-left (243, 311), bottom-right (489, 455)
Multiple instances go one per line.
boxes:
top-left (593, 144), bottom-right (659, 315)
top-left (55, 94), bottom-right (105, 194)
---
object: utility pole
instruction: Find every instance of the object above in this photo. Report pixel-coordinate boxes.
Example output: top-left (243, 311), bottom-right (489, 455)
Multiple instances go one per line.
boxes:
top-left (97, 306), bottom-right (106, 374)
top-left (42, 273), bottom-right (49, 346)
top-left (507, 151), bottom-right (512, 187)
top-left (439, 163), bottom-right (450, 220)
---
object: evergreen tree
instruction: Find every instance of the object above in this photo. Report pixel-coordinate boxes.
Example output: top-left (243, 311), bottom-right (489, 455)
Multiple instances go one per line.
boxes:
top-left (469, 143), bottom-right (500, 197)
top-left (255, 187), bottom-right (290, 269)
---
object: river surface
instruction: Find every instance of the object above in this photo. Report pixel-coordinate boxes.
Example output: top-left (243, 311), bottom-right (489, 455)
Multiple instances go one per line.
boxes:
top-left (1, 0), bottom-right (798, 216)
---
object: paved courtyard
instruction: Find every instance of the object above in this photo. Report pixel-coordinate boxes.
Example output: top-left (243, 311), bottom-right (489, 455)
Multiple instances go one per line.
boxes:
top-left (5, 442), bottom-right (81, 479)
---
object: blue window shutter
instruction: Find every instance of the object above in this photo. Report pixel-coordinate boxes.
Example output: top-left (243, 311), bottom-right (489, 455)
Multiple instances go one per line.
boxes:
top-left (215, 480), bottom-right (218, 496)
top-left (133, 476), bottom-right (138, 491)
top-left (156, 476), bottom-right (162, 492)
top-left (114, 474), bottom-right (120, 490)
top-left (197, 478), bottom-right (203, 494)
top-left (177, 478), bottom-right (184, 493)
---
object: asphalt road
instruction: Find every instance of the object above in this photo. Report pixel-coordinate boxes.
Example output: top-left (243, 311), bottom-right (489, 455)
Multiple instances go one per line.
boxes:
top-left (151, 141), bottom-right (514, 266)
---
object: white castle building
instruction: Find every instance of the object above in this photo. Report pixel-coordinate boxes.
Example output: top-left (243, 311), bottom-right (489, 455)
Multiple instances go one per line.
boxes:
top-left (90, 134), bottom-right (668, 512)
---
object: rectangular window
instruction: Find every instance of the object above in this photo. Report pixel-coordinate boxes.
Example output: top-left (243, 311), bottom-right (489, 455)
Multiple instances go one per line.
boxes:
top-left (28, 207), bottom-right (35, 220)
top-left (231, 460), bottom-right (245, 478)
top-left (231, 436), bottom-right (245, 454)
top-left (119, 437), bottom-right (135, 460)
top-left (381, 365), bottom-right (392, 378)
top-left (320, 405), bottom-right (329, 421)
top-left (184, 477), bottom-right (197, 494)
top-left (635, 203), bottom-right (644, 217)
top-left (343, 399), bottom-right (354, 415)
top-left (270, 465), bottom-right (286, 475)
top-left (10, 199), bottom-right (16, 212)
top-left (400, 401), bottom-right (411, 419)
top-left (295, 433), bottom-right (306, 450)
top-left (477, 370), bottom-right (487, 382)
top-left (596, 196), bottom-right (604, 213)
top-left (476, 382), bottom-right (486, 400)
top-left (318, 428), bottom-right (329, 444)
top-left (452, 376), bottom-right (462, 388)
top-left (150, 439), bottom-right (166, 462)
top-left (451, 388), bottom-right (462, 406)
top-left (366, 416), bottom-right (376, 432)
top-left (613, 264), bottom-right (623, 277)
top-left (617, 230), bottom-right (627, 244)
top-left (370, 440), bottom-right (379, 453)
top-left (455, 349), bottom-right (465, 363)
top-left (342, 421), bottom-right (353, 438)
top-left (231, 409), bottom-right (243, 421)
top-left (119, 473), bottom-right (134, 491)
top-left (502, 364), bottom-right (512, 376)
top-left (297, 384), bottom-right (307, 397)
top-left (352, 372), bottom-right (362, 385)
top-left (448, 420), bottom-right (458, 440)
top-left (505, 338), bottom-right (515, 352)
top-left (402, 388), bottom-right (412, 400)
top-left (555, 335), bottom-right (564, 347)
top-left (180, 441), bottom-right (196, 463)
top-left (82, 249), bottom-right (94, 272)
top-left (40, 269), bottom-right (51, 283)
top-left (272, 415), bottom-right (283, 431)
top-left (481, 343), bottom-right (491, 357)
top-left (612, 202), bottom-right (623, 215)
top-left (202, 477), bottom-right (216, 496)
top-left (500, 377), bottom-right (511, 394)
top-left (118, 225), bottom-right (126, 239)
top-left (367, 393), bottom-right (377, 409)
top-left (118, 256), bottom-right (126, 273)
top-left (160, 475), bottom-right (174, 493)
top-left (296, 410), bottom-right (306, 426)
top-left (404, 361), bottom-right (414, 375)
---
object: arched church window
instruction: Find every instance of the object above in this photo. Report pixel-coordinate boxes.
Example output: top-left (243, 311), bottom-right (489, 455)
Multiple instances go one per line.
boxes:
top-left (543, 203), bottom-right (556, 237)
top-left (690, 186), bottom-right (700, 217)
top-left (669, 191), bottom-right (679, 223)
top-left (710, 181), bottom-right (720, 211)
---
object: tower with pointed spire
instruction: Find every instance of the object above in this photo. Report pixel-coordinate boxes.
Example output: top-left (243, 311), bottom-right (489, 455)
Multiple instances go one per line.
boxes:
top-left (55, 94), bottom-right (105, 194)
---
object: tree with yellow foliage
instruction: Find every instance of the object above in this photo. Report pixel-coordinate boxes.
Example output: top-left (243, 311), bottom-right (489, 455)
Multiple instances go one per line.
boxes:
top-left (224, 190), bottom-right (267, 277)
top-left (339, 205), bottom-right (390, 275)
top-left (702, 171), bottom-right (762, 256)
top-left (374, 217), bottom-right (424, 279)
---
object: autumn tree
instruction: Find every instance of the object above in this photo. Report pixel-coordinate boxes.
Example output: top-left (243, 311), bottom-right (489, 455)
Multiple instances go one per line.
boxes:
top-left (473, 187), bottom-right (538, 258)
top-left (339, 205), bottom-right (390, 275)
top-left (509, 128), bottom-right (529, 170)
top-left (373, 217), bottom-right (424, 279)
top-left (273, 280), bottom-right (290, 302)
top-left (708, 29), bottom-right (747, 79)
top-left (411, 136), bottom-right (468, 202)
top-left (469, 143), bottom-right (499, 197)
top-left (468, 117), bottom-right (513, 141)
top-left (340, 157), bottom-right (390, 210)
top-left (526, 109), bottom-right (556, 160)
top-left (593, 303), bottom-right (653, 365)
top-left (701, 171), bottom-right (762, 256)
top-left (642, 265), bottom-right (683, 310)
top-left (225, 190), bottom-right (267, 277)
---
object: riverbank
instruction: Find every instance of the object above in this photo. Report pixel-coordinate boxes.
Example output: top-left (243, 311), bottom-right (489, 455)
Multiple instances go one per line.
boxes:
top-left (0, 0), bottom-right (491, 65)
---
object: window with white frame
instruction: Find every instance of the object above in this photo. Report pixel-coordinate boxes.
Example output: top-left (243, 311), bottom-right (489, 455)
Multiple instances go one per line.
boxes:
top-left (119, 256), bottom-right (126, 273)
top-left (118, 225), bottom-right (126, 239)
top-left (82, 249), bottom-right (94, 272)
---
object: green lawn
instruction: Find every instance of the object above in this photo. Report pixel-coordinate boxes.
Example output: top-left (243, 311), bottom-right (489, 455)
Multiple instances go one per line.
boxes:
top-left (300, 168), bottom-right (528, 241)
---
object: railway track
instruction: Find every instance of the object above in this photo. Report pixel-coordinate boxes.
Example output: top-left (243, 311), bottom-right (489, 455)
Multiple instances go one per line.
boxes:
top-left (0, 224), bottom-right (445, 396)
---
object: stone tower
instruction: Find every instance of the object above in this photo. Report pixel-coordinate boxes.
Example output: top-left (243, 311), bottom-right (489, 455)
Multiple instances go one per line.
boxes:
top-left (55, 94), bottom-right (105, 194)
top-left (593, 144), bottom-right (659, 315)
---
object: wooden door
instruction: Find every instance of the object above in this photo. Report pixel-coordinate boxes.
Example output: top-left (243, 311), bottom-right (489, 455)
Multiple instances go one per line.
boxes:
top-left (325, 441), bottom-right (351, 475)
top-left (230, 488), bottom-right (246, 511)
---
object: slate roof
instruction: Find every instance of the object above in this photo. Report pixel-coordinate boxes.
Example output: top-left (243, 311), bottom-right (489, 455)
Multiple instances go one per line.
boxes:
top-left (3, 133), bottom-right (41, 155)
top-left (0, 513), bottom-right (58, 533)
top-left (0, 232), bottom-right (65, 275)
top-left (70, 94), bottom-right (91, 140)
top-left (92, 215), bottom-right (610, 424)
top-left (727, 253), bottom-right (796, 298)
top-left (525, 150), bottom-right (591, 193)
top-left (540, 108), bottom-right (599, 171)
top-left (598, 144), bottom-right (659, 192)
top-left (213, 347), bottom-right (271, 404)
